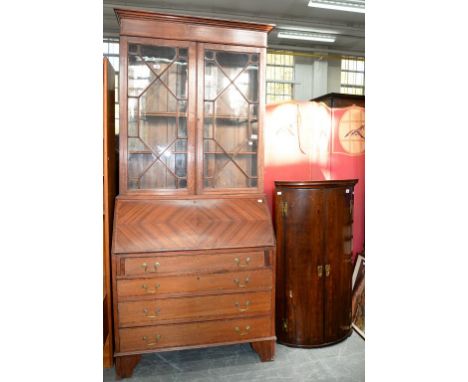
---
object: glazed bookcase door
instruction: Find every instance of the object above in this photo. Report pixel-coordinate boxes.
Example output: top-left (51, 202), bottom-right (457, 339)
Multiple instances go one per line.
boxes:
top-left (120, 37), bottom-right (196, 195)
top-left (198, 44), bottom-right (265, 194)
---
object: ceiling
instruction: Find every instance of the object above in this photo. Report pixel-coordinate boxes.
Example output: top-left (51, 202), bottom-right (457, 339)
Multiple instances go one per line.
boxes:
top-left (103, 0), bottom-right (364, 55)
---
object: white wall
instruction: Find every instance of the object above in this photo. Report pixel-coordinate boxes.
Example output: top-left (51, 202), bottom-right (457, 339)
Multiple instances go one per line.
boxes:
top-left (293, 55), bottom-right (314, 100)
top-left (292, 54), bottom-right (342, 100)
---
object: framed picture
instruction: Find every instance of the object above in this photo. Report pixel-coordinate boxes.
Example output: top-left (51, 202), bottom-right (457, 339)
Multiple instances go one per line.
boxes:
top-left (352, 255), bottom-right (365, 338)
top-left (352, 254), bottom-right (365, 289)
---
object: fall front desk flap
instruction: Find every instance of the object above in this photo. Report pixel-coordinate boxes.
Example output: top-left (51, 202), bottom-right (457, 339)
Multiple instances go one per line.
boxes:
top-left (112, 197), bottom-right (275, 254)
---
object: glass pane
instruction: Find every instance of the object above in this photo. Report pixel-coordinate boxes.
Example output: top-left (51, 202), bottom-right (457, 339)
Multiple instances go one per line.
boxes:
top-left (162, 54), bottom-right (188, 100)
top-left (234, 56), bottom-right (258, 102)
top-left (128, 98), bottom-right (138, 136)
top-left (216, 51), bottom-right (249, 80)
top-left (140, 45), bottom-right (176, 74)
top-left (203, 49), bottom-right (258, 189)
top-left (140, 160), bottom-right (177, 189)
top-left (175, 139), bottom-right (187, 152)
top-left (128, 137), bottom-right (147, 152)
top-left (215, 86), bottom-right (249, 117)
top-left (127, 43), bottom-right (188, 190)
top-left (128, 55), bottom-right (155, 97)
top-left (356, 73), bottom-right (364, 86)
top-left (178, 117), bottom-right (187, 138)
top-left (356, 60), bottom-right (364, 72)
top-left (128, 153), bottom-right (154, 187)
top-left (139, 117), bottom-right (177, 155)
top-left (140, 78), bottom-right (177, 114)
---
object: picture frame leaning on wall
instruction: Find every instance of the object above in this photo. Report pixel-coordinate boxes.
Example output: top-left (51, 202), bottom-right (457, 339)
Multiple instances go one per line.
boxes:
top-left (352, 254), bottom-right (365, 338)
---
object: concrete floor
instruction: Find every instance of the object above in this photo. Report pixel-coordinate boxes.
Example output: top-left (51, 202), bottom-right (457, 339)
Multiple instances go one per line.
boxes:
top-left (104, 332), bottom-right (364, 382)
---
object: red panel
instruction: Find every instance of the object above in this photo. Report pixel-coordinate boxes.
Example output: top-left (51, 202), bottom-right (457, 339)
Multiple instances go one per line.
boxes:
top-left (264, 100), bottom-right (364, 257)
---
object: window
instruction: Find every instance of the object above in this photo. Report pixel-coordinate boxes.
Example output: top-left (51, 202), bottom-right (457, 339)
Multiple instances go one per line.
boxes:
top-left (266, 52), bottom-right (295, 103)
top-left (103, 38), bottom-right (120, 134)
top-left (341, 55), bottom-right (365, 95)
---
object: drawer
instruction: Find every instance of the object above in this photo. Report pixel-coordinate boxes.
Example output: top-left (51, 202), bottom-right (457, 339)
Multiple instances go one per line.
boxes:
top-left (119, 316), bottom-right (271, 353)
top-left (118, 291), bottom-right (272, 326)
top-left (123, 251), bottom-right (266, 276)
top-left (117, 269), bottom-right (272, 299)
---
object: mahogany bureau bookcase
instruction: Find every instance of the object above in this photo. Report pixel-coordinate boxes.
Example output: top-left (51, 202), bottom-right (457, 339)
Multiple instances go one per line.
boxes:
top-left (274, 180), bottom-right (358, 347)
top-left (111, 9), bottom-right (276, 378)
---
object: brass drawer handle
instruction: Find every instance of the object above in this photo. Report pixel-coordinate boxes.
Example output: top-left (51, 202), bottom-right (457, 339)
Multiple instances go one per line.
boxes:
top-left (142, 284), bottom-right (160, 294)
top-left (140, 262), bottom-right (160, 273)
top-left (235, 300), bottom-right (251, 312)
top-left (234, 325), bottom-right (251, 336)
top-left (142, 334), bottom-right (161, 347)
top-left (234, 257), bottom-right (251, 268)
top-left (317, 265), bottom-right (323, 278)
top-left (143, 308), bottom-right (161, 318)
top-left (325, 264), bottom-right (331, 277)
top-left (234, 277), bottom-right (250, 288)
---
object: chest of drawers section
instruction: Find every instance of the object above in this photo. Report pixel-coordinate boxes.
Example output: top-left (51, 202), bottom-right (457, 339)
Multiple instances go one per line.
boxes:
top-left (112, 248), bottom-right (275, 356)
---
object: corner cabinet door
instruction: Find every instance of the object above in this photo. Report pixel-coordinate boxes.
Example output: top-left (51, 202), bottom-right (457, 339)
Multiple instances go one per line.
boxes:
top-left (119, 37), bottom-right (197, 195)
top-left (323, 186), bottom-right (354, 343)
top-left (276, 188), bottom-right (326, 346)
top-left (196, 43), bottom-right (265, 194)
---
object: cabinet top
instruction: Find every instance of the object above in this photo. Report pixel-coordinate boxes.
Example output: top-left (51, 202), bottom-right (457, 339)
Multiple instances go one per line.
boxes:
top-left (275, 179), bottom-right (358, 189)
top-left (115, 8), bottom-right (275, 33)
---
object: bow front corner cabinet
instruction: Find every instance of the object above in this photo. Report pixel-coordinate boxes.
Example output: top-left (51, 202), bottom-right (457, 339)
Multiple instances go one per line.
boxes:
top-left (274, 180), bottom-right (358, 348)
top-left (111, 8), bottom-right (276, 378)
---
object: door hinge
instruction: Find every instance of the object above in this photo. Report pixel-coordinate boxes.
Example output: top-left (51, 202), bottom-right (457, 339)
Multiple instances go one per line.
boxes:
top-left (281, 201), bottom-right (288, 217)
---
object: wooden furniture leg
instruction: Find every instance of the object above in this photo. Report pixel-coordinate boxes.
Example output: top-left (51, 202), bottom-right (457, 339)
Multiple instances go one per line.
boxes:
top-left (115, 355), bottom-right (141, 379)
top-left (251, 340), bottom-right (275, 362)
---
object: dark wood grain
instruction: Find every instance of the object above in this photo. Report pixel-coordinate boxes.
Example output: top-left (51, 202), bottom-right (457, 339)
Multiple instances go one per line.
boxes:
top-left (274, 180), bottom-right (357, 347)
top-left (115, 354), bottom-right (141, 379)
